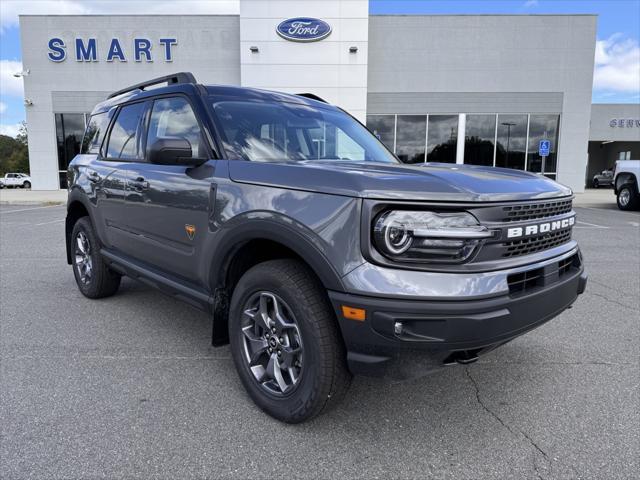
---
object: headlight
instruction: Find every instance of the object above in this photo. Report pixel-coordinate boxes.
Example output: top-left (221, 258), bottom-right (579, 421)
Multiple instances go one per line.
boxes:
top-left (373, 210), bottom-right (492, 264)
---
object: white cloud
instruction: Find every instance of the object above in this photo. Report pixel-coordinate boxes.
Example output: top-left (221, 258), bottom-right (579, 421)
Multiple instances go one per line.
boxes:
top-left (0, 0), bottom-right (239, 32)
top-left (594, 34), bottom-right (640, 93)
top-left (523, 0), bottom-right (539, 8)
top-left (0, 123), bottom-right (21, 137)
top-left (0, 101), bottom-right (7, 114)
top-left (0, 60), bottom-right (24, 98)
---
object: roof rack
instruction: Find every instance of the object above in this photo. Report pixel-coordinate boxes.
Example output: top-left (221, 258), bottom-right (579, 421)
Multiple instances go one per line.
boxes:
top-left (296, 93), bottom-right (328, 103)
top-left (107, 72), bottom-right (197, 99)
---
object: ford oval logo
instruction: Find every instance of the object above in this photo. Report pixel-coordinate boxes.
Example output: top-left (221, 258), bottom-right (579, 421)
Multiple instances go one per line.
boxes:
top-left (276, 17), bottom-right (332, 42)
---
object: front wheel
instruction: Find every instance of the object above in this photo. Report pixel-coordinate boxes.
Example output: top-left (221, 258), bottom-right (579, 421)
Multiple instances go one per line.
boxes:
top-left (229, 259), bottom-right (351, 423)
top-left (71, 217), bottom-right (121, 298)
top-left (617, 184), bottom-right (639, 211)
top-left (22, 181), bottom-right (31, 189)
top-left (592, 178), bottom-right (599, 188)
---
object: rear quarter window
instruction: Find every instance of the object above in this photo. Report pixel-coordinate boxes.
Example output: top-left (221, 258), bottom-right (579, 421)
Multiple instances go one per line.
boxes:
top-left (81, 112), bottom-right (111, 154)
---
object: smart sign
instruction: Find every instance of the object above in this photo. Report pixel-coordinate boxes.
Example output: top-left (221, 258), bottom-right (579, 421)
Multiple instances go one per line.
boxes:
top-left (276, 18), bottom-right (332, 42)
top-left (47, 37), bottom-right (178, 62)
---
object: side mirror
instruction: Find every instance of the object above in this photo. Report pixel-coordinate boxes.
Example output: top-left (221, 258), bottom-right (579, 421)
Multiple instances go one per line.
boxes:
top-left (148, 137), bottom-right (204, 166)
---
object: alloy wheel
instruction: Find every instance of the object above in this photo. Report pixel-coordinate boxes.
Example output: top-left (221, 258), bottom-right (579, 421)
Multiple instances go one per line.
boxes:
top-left (240, 291), bottom-right (304, 395)
top-left (619, 188), bottom-right (631, 207)
top-left (74, 231), bottom-right (93, 284)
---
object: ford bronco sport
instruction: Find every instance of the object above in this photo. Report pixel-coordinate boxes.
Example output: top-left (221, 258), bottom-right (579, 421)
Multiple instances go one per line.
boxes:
top-left (66, 73), bottom-right (587, 423)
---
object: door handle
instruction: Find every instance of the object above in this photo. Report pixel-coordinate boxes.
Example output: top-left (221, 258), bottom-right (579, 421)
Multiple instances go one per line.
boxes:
top-left (129, 177), bottom-right (150, 190)
top-left (87, 171), bottom-right (101, 183)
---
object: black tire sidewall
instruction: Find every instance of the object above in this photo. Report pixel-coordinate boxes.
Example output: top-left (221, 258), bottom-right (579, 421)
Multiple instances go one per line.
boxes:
top-left (71, 217), bottom-right (121, 298)
top-left (229, 263), bottom-right (332, 422)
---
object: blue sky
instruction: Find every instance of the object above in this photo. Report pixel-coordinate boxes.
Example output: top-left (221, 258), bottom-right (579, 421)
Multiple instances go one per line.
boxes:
top-left (1, 0), bottom-right (639, 137)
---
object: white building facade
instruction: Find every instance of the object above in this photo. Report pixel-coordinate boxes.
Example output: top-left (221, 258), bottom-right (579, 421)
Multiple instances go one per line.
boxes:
top-left (19, 1), bottom-right (603, 192)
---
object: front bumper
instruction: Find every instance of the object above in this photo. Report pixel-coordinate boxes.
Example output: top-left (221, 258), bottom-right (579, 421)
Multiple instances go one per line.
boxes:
top-left (329, 251), bottom-right (587, 379)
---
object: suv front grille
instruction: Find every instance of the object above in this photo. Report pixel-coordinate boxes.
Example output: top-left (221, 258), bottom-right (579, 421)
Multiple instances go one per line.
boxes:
top-left (502, 199), bottom-right (572, 222)
top-left (502, 229), bottom-right (572, 258)
top-left (507, 253), bottom-right (581, 295)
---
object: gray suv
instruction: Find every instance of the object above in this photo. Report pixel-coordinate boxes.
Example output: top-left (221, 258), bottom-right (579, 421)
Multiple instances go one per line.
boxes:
top-left (66, 73), bottom-right (587, 423)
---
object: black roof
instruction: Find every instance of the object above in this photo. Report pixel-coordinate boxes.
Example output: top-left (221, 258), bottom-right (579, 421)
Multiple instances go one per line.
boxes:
top-left (92, 72), bottom-right (333, 115)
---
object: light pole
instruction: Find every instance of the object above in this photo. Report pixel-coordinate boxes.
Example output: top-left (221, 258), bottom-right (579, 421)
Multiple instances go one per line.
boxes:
top-left (501, 122), bottom-right (516, 166)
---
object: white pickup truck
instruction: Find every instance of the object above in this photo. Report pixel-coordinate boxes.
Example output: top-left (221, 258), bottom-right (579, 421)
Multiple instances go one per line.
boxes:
top-left (0, 173), bottom-right (31, 189)
top-left (613, 160), bottom-right (640, 210)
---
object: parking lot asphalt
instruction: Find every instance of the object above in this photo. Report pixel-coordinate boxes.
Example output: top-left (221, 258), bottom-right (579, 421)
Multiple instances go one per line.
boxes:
top-left (0, 203), bottom-right (638, 480)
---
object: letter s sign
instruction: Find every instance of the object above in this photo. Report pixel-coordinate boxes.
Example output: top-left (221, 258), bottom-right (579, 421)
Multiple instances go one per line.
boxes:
top-left (48, 38), bottom-right (66, 62)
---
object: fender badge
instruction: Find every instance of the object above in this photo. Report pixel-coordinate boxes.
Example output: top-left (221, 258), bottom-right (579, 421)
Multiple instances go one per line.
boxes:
top-left (185, 224), bottom-right (196, 240)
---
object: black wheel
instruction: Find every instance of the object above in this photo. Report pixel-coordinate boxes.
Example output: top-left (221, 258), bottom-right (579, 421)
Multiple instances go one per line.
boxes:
top-left (592, 179), bottom-right (599, 188)
top-left (71, 217), bottom-right (121, 298)
top-left (23, 181), bottom-right (31, 189)
top-left (617, 184), bottom-right (639, 211)
top-left (229, 259), bottom-right (351, 423)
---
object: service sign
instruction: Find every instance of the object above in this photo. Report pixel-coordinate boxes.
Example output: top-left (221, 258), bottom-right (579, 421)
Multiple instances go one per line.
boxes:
top-left (276, 17), bottom-right (332, 42)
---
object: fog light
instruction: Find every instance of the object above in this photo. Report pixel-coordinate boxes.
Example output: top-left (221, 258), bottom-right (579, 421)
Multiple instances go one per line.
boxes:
top-left (394, 321), bottom-right (403, 335)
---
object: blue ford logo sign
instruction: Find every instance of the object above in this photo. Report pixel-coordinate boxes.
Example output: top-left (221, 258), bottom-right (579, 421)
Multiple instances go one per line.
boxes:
top-left (276, 17), bottom-right (332, 42)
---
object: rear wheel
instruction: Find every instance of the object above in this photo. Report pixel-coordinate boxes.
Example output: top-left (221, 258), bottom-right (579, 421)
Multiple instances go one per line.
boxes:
top-left (71, 217), bottom-right (121, 298)
top-left (617, 184), bottom-right (639, 211)
top-left (229, 259), bottom-right (351, 423)
top-left (592, 178), bottom-right (599, 188)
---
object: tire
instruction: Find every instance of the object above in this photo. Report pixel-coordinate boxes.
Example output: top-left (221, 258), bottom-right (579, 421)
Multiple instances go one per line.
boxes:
top-left (0, 184), bottom-right (4, 189)
top-left (617, 184), bottom-right (640, 211)
top-left (229, 259), bottom-right (351, 423)
top-left (23, 181), bottom-right (31, 189)
top-left (592, 179), bottom-right (599, 188)
top-left (71, 217), bottom-right (121, 298)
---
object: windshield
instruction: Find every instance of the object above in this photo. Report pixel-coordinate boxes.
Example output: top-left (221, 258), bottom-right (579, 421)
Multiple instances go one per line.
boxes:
top-left (213, 100), bottom-right (398, 163)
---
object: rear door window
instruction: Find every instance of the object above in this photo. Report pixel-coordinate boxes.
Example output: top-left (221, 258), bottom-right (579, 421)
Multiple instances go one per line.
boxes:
top-left (81, 111), bottom-right (111, 154)
top-left (106, 102), bottom-right (147, 160)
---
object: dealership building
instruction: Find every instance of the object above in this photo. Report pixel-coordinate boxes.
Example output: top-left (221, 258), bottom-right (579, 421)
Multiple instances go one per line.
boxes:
top-left (17, 0), bottom-right (640, 191)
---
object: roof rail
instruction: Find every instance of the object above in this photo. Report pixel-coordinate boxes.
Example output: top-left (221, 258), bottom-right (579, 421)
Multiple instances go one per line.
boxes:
top-left (107, 72), bottom-right (197, 99)
top-left (296, 93), bottom-right (328, 103)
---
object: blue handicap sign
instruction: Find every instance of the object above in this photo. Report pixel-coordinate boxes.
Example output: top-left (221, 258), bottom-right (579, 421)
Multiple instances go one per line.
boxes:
top-left (539, 140), bottom-right (551, 157)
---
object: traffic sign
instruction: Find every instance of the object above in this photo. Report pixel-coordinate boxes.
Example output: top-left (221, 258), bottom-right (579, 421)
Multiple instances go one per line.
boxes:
top-left (539, 139), bottom-right (551, 157)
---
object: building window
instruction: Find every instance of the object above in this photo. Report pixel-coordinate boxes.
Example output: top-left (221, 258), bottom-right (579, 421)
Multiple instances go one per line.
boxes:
top-left (618, 151), bottom-right (631, 160)
top-left (427, 115), bottom-right (458, 163)
top-left (464, 114), bottom-right (496, 166)
top-left (396, 115), bottom-right (427, 163)
top-left (55, 113), bottom-right (86, 188)
top-left (527, 115), bottom-right (560, 174)
top-left (495, 114), bottom-right (527, 170)
top-left (366, 115), bottom-right (395, 152)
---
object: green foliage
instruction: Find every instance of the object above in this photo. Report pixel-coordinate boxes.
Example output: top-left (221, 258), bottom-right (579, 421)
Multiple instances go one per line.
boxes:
top-left (0, 122), bottom-right (30, 175)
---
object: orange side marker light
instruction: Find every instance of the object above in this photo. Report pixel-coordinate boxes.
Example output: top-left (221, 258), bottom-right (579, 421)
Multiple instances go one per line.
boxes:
top-left (341, 305), bottom-right (366, 322)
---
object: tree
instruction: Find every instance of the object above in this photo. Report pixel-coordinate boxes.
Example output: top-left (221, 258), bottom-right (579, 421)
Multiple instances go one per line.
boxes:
top-left (0, 122), bottom-right (30, 175)
top-left (16, 121), bottom-right (28, 146)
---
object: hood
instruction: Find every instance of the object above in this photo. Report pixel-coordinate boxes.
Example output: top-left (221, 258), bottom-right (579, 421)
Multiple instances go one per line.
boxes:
top-left (228, 160), bottom-right (572, 202)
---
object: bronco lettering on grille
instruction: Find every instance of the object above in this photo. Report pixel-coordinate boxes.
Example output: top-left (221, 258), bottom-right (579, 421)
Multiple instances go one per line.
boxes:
top-left (507, 216), bottom-right (575, 239)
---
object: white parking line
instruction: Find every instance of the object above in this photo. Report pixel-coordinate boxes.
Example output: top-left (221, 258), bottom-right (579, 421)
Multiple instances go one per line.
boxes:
top-left (575, 220), bottom-right (609, 229)
top-left (34, 219), bottom-right (65, 226)
top-left (0, 204), bottom-right (64, 214)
